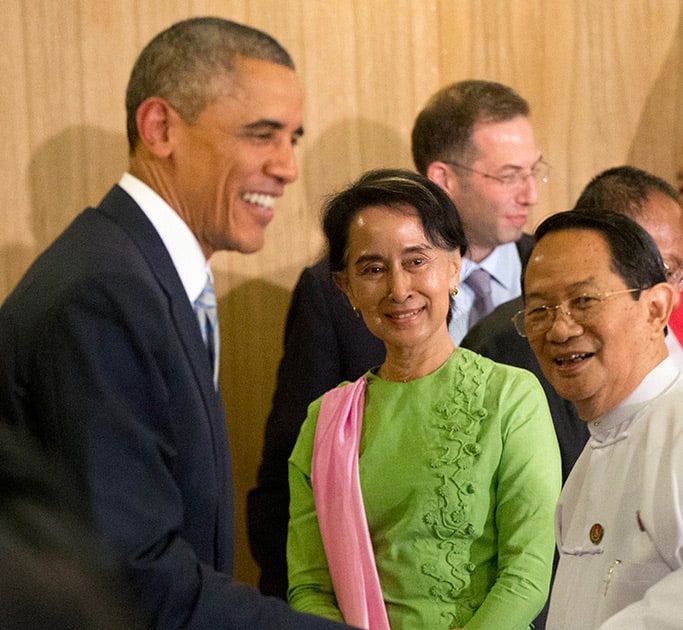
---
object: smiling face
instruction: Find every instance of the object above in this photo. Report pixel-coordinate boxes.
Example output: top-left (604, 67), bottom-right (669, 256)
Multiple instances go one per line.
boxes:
top-left (524, 229), bottom-right (670, 420)
top-left (337, 204), bottom-right (460, 361)
top-left (166, 56), bottom-right (304, 257)
top-left (448, 116), bottom-right (540, 262)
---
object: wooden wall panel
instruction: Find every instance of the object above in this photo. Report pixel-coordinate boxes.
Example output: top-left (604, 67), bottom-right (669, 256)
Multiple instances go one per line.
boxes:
top-left (2, 0), bottom-right (681, 587)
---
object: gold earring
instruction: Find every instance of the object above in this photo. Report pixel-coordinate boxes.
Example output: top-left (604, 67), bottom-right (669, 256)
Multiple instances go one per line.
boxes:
top-left (352, 306), bottom-right (360, 317)
top-left (450, 288), bottom-right (458, 298)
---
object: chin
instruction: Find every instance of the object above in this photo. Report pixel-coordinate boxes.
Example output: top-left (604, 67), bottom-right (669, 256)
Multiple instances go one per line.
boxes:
top-left (220, 232), bottom-right (266, 255)
top-left (553, 380), bottom-right (594, 407)
top-left (236, 240), bottom-right (265, 254)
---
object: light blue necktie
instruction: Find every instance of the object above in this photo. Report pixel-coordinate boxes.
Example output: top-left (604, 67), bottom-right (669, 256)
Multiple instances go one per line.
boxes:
top-left (194, 276), bottom-right (220, 389)
top-left (465, 268), bottom-right (495, 328)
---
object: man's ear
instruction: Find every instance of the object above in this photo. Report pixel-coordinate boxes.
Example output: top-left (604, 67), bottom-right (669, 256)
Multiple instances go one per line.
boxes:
top-left (646, 281), bottom-right (676, 335)
top-left (135, 97), bottom-right (178, 158)
top-left (426, 161), bottom-right (459, 197)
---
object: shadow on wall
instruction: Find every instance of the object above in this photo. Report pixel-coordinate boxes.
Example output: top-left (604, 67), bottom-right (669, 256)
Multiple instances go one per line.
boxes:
top-left (216, 278), bottom-right (292, 587)
top-left (1, 126), bottom-right (128, 300)
top-left (302, 116), bottom-right (414, 218)
top-left (626, 7), bottom-right (683, 183)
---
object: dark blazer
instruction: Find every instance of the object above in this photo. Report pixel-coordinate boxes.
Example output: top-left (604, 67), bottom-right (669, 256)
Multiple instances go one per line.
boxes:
top-left (248, 235), bottom-right (536, 599)
top-left (514, 232), bottom-right (536, 268)
top-left (0, 186), bottom-right (350, 630)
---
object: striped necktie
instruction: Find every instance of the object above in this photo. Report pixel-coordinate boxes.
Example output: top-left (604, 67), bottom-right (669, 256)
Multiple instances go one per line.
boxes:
top-left (194, 276), bottom-right (220, 389)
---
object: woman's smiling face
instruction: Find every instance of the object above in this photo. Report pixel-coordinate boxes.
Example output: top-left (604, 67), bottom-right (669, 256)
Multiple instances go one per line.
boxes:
top-left (337, 204), bottom-right (460, 353)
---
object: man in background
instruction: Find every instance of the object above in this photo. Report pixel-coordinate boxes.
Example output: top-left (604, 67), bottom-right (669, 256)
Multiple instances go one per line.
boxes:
top-left (0, 17), bottom-right (352, 630)
top-left (668, 144), bottom-right (683, 354)
top-left (249, 79), bottom-right (547, 598)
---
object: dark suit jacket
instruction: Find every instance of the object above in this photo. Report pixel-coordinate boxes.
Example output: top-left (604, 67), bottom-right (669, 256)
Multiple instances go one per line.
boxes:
top-left (0, 186), bottom-right (350, 630)
top-left (248, 235), bottom-right (536, 599)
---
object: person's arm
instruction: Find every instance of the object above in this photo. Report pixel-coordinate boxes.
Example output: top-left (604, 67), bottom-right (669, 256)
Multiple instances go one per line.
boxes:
top-left (15, 270), bottom-right (350, 630)
top-left (287, 397), bottom-right (345, 622)
top-left (465, 369), bottom-right (562, 630)
top-left (596, 406), bottom-right (683, 630)
top-left (596, 568), bottom-right (683, 629)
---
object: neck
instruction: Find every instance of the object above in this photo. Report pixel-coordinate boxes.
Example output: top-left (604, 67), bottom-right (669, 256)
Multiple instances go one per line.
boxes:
top-left (379, 331), bottom-right (455, 382)
top-left (465, 243), bottom-right (495, 263)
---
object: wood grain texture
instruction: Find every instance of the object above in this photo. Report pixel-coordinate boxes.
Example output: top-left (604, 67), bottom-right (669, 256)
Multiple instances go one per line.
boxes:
top-left (2, 0), bottom-right (681, 587)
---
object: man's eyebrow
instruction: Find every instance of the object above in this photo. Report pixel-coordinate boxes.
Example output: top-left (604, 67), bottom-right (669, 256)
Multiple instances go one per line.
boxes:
top-left (525, 278), bottom-right (596, 302)
top-left (242, 119), bottom-right (304, 137)
top-left (498, 154), bottom-right (544, 172)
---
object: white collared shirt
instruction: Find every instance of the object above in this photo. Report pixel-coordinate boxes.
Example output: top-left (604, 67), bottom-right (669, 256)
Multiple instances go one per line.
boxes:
top-left (118, 173), bottom-right (210, 303)
top-left (449, 242), bottom-right (523, 344)
top-left (548, 358), bottom-right (683, 629)
top-left (665, 332), bottom-right (683, 372)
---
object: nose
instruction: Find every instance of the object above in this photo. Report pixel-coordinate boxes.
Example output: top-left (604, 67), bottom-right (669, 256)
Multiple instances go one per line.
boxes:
top-left (519, 173), bottom-right (539, 206)
top-left (388, 268), bottom-right (411, 302)
top-left (545, 306), bottom-right (583, 341)
top-left (267, 138), bottom-right (298, 184)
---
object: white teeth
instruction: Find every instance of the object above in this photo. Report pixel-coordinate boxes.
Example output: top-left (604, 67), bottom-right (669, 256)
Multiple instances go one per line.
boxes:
top-left (557, 353), bottom-right (589, 365)
top-left (242, 192), bottom-right (275, 209)
top-left (392, 309), bottom-right (420, 319)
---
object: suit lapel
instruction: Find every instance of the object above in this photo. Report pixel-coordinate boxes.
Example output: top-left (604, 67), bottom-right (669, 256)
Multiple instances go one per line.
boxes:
top-left (96, 186), bottom-right (223, 418)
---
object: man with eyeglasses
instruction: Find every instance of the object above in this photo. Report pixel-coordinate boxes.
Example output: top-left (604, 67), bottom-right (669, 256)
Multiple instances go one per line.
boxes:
top-left (521, 209), bottom-right (683, 629)
top-left (412, 80), bottom-right (547, 342)
top-left (463, 166), bottom-right (683, 483)
top-left (461, 165), bottom-right (683, 629)
top-left (248, 80), bottom-right (545, 599)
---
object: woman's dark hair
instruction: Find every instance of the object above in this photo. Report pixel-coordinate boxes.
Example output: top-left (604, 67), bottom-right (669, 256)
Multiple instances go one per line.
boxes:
top-left (530, 208), bottom-right (667, 294)
top-left (322, 168), bottom-right (467, 273)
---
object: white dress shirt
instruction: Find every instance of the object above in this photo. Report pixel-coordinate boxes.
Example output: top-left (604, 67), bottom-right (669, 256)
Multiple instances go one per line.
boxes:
top-left (449, 241), bottom-right (523, 344)
top-left (665, 332), bottom-right (683, 372)
top-left (118, 173), bottom-right (211, 304)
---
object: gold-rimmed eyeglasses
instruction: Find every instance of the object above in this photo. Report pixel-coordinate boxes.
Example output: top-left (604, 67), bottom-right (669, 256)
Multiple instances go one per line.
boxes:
top-left (511, 288), bottom-right (642, 338)
top-left (444, 157), bottom-right (551, 189)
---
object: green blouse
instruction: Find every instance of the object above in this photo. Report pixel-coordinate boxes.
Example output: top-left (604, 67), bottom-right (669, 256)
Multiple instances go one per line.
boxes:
top-left (288, 348), bottom-right (561, 629)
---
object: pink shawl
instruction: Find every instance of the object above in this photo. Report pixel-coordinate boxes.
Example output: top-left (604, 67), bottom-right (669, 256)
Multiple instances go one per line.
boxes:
top-left (311, 376), bottom-right (390, 630)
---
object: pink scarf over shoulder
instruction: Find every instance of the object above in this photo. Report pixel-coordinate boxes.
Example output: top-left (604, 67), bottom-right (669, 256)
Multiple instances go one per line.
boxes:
top-left (311, 376), bottom-right (390, 630)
